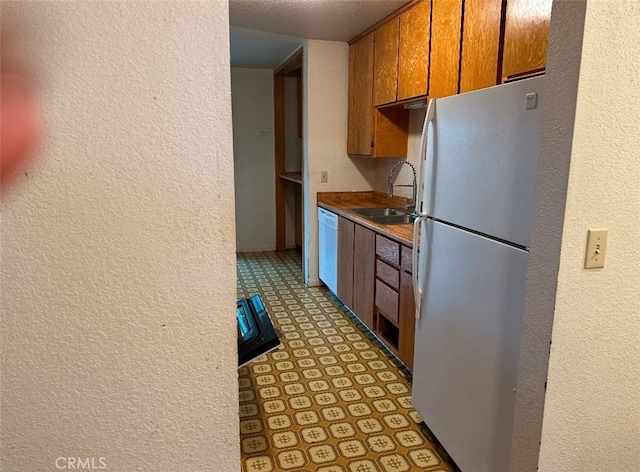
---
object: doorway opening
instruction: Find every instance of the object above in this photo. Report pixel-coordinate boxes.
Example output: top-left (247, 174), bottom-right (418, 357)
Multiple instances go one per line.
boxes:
top-left (274, 48), bottom-right (304, 263)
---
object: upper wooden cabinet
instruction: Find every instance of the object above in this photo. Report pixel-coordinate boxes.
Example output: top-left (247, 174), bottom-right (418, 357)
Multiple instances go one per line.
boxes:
top-left (398, 0), bottom-right (431, 101)
top-left (460, 0), bottom-right (551, 92)
top-left (429, 0), bottom-right (463, 98)
top-left (459, 0), bottom-right (503, 93)
top-left (371, 108), bottom-right (409, 158)
top-left (373, 19), bottom-right (399, 107)
top-left (347, 0), bottom-right (551, 157)
top-left (373, 1), bottom-right (431, 106)
top-left (502, 0), bottom-right (553, 81)
top-left (348, 33), bottom-right (374, 156)
top-left (348, 33), bottom-right (409, 158)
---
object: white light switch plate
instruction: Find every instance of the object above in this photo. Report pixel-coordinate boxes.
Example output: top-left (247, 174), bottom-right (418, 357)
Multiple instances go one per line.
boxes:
top-left (584, 228), bottom-right (609, 269)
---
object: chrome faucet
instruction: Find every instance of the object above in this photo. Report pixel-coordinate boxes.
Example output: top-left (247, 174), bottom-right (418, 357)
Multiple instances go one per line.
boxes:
top-left (388, 160), bottom-right (417, 212)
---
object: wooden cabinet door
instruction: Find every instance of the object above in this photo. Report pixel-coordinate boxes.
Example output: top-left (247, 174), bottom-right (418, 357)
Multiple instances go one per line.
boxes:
top-left (429, 0), bottom-right (463, 98)
top-left (502, 0), bottom-right (552, 81)
top-left (459, 0), bottom-right (503, 93)
top-left (347, 34), bottom-right (374, 156)
top-left (398, 0), bottom-right (431, 101)
top-left (398, 269), bottom-right (416, 370)
top-left (353, 224), bottom-right (376, 330)
top-left (375, 280), bottom-right (399, 325)
top-left (337, 216), bottom-right (355, 309)
top-left (373, 19), bottom-right (399, 106)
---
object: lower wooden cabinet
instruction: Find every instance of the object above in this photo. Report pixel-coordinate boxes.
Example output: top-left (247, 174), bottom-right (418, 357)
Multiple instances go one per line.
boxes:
top-left (398, 266), bottom-right (416, 369)
top-left (337, 217), bottom-right (375, 330)
top-left (337, 216), bottom-right (355, 308)
top-left (375, 236), bottom-right (416, 369)
top-left (353, 224), bottom-right (376, 329)
top-left (375, 279), bottom-right (399, 324)
top-left (335, 215), bottom-right (416, 369)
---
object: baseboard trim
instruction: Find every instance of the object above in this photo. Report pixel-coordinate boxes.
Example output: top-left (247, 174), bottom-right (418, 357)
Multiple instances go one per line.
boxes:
top-left (307, 277), bottom-right (322, 287)
top-left (236, 246), bottom-right (277, 253)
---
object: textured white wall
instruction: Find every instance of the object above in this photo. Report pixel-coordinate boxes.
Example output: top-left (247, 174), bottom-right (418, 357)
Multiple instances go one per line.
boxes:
top-left (231, 68), bottom-right (276, 252)
top-left (538, 1), bottom-right (640, 470)
top-left (1, 3), bottom-right (239, 471)
top-left (304, 40), bottom-right (376, 286)
top-left (509, 2), bottom-right (588, 470)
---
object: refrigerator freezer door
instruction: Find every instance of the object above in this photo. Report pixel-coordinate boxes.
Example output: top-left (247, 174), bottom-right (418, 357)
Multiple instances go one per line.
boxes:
top-left (424, 77), bottom-right (543, 247)
top-left (412, 220), bottom-right (528, 472)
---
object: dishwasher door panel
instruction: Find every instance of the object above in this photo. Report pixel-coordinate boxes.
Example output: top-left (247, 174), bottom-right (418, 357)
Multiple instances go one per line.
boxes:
top-left (318, 207), bottom-right (338, 294)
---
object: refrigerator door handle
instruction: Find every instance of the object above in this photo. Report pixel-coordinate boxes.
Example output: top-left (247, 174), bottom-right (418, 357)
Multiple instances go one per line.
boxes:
top-left (415, 98), bottom-right (436, 217)
top-left (413, 98), bottom-right (436, 319)
top-left (412, 215), bottom-right (428, 319)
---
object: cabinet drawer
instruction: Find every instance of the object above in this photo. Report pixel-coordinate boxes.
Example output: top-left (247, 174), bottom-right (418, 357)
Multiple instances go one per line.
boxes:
top-left (375, 280), bottom-right (399, 324)
top-left (376, 235), bottom-right (400, 266)
top-left (376, 259), bottom-right (400, 290)
top-left (401, 245), bottom-right (413, 273)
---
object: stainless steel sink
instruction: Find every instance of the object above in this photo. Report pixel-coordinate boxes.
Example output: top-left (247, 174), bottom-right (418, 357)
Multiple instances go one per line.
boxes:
top-left (350, 207), bottom-right (409, 217)
top-left (369, 214), bottom-right (417, 225)
top-left (350, 208), bottom-right (416, 225)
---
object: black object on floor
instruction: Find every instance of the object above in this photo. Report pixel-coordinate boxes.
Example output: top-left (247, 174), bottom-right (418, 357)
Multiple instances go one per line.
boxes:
top-left (237, 294), bottom-right (280, 367)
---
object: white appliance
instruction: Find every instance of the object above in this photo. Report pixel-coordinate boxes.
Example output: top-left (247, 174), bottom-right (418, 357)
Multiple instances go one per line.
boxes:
top-left (411, 77), bottom-right (544, 472)
top-left (318, 207), bottom-right (338, 294)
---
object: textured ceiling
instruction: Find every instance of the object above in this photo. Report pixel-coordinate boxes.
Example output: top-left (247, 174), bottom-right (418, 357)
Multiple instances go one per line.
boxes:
top-left (230, 26), bottom-right (305, 69)
top-left (229, 0), bottom-right (411, 69)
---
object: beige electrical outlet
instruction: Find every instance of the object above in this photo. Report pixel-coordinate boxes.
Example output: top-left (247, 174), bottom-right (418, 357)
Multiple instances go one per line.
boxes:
top-left (584, 228), bottom-right (609, 269)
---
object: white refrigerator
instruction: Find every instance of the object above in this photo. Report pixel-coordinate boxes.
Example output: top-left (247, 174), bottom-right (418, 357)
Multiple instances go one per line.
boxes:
top-left (411, 76), bottom-right (544, 472)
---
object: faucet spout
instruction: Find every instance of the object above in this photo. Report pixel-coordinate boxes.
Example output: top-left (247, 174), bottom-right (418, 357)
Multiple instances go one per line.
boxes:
top-left (387, 160), bottom-right (418, 212)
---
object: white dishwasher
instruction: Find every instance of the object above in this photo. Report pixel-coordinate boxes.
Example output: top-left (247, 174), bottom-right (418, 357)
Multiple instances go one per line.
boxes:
top-left (317, 207), bottom-right (338, 294)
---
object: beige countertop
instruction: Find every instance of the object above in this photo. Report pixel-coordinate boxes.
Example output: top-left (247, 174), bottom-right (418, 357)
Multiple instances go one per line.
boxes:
top-left (317, 191), bottom-right (414, 247)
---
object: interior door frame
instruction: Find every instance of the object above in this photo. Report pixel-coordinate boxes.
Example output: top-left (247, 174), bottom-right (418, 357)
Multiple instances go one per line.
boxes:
top-left (274, 47), bottom-right (303, 252)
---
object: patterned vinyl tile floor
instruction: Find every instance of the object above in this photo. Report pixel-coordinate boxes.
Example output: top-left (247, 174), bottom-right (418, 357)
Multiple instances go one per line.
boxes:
top-left (237, 250), bottom-right (457, 472)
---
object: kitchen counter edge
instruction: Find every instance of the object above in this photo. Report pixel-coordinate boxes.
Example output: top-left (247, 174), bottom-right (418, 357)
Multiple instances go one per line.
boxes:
top-left (317, 191), bottom-right (414, 247)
